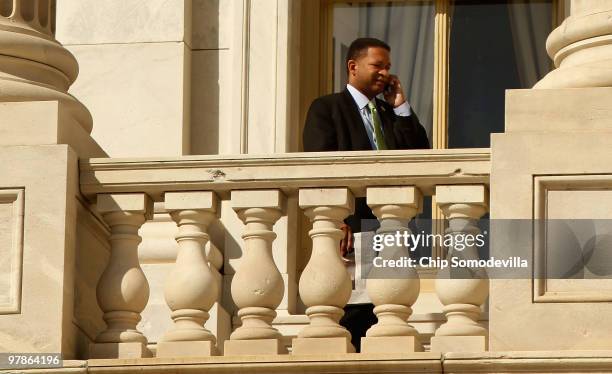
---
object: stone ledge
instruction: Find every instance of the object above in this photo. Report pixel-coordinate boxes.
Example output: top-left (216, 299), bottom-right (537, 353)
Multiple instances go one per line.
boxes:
top-left (0, 101), bottom-right (106, 158)
top-left (443, 350), bottom-right (612, 373)
top-left (8, 351), bottom-right (612, 374)
top-left (506, 88), bottom-right (612, 133)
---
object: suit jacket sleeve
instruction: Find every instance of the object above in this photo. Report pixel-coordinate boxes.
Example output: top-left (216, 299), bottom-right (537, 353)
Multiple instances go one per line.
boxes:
top-left (303, 97), bottom-right (338, 152)
top-left (393, 109), bottom-right (431, 150)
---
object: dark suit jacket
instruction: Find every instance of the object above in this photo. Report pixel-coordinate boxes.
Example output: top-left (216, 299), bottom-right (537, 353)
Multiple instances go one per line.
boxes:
top-left (302, 88), bottom-right (430, 231)
top-left (303, 88), bottom-right (430, 152)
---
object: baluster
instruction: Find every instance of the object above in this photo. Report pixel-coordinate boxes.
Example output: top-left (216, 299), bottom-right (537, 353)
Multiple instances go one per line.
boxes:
top-left (361, 187), bottom-right (423, 353)
top-left (431, 185), bottom-right (489, 352)
top-left (293, 188), bottom-right (355, 354)
top-left (225, 190), bottom-right (286, 355)
top-left (206, 241), bottom-right (224, 301)
top-left (157, 191), bottom-right (220, 357)
top-left (90, 193), bottom-right (153, 359)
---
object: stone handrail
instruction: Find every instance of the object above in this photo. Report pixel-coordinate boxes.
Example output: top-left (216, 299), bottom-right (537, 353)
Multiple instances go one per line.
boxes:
top-left (80, 149), bottom-right (490, 200)
top-left (79, 149), bottom-right (491, 358)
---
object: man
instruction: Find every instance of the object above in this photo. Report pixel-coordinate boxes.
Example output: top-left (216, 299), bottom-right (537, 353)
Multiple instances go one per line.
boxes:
top-left (303, 37), bottom-right (429, 152)
top-left (302, 37), bottom-right (430, 351)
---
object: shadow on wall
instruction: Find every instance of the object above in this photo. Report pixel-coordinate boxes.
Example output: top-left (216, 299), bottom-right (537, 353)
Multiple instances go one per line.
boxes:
top-left (191, 0), bottom-right (221, 155)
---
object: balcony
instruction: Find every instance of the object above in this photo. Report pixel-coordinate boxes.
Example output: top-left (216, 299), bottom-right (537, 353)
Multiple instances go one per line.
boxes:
top-left (4, 1), bottom-right (612, 372)
top-left (76, 150), bottom-right (481, 363)
top-left (52, 147), bottom-right (612, 374)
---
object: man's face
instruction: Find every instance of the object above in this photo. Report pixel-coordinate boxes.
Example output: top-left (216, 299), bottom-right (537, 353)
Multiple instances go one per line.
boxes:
top-left (348, 46), bottom-right (391, 99)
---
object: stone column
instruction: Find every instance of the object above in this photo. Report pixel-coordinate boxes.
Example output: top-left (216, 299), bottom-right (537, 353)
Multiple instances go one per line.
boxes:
top-left (431, 185), bottom-right (489, 353)
top-left (293, 188), bottom-right (355, 354)
top-left (361, 187), bottom-right (423, 353)
top-left (535, 0), bottom-right (612, 88)
top-left (0, 0), bottom-right (98, 155)
top-left (54, 0), bottom-right (191, 157)
top-left (90, 193), bottom-right (153, 359)
top-left (494, 0), bottom-right (612, 352)
top-left (0, 0), bottom-right (85, 118)
top-left (156, 192), bottom-right (220, 357)
top-left (225, 190), bottom-right (286, 355)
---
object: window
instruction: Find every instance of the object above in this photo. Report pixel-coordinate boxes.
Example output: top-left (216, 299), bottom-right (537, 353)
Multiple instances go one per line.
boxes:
top-left (327, 0), bottom-right (558, 148)
top-left (323, 0), bottom-right (559, 259)
top-left (333, 1), bottom-right (435, 139)
top-left (448, 0), bottom-right (553, 147)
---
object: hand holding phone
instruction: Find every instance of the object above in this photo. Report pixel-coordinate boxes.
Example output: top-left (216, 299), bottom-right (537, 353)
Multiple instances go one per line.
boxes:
top-left (383, 75), bottom-right (406, 108)
top-left (384, 82), bottom-right (394, 95)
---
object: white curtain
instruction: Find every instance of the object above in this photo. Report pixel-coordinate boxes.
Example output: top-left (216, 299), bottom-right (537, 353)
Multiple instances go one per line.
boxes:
top-left (507, 0), bottom-right (553, 87)
top-left (333, 1), bottom-right (435, 139)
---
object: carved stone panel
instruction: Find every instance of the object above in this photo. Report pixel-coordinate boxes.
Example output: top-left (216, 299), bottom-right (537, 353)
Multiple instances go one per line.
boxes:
top-left (534, 175), bottom-right (612, 302)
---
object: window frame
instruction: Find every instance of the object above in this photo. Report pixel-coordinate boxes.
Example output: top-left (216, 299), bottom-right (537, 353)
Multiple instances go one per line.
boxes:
top-left (320, 0), bottom-right (563, 259)
top-left (321, 0), bottom-right (562, 149)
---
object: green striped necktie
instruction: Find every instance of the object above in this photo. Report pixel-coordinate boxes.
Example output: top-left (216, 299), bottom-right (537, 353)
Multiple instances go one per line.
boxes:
top-left (368, 101), bottom-right (387, 150)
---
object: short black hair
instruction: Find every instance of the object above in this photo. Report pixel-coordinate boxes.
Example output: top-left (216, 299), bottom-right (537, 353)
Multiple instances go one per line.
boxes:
top-left (345, 37), bottom-right (391, 72)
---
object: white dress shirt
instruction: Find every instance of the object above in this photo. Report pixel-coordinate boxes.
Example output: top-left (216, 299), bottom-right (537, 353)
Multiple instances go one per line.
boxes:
top-left (346, 84), bottom-right (412, 150)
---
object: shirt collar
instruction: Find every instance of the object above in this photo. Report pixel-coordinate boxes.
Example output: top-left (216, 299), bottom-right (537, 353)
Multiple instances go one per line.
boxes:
top-left (346, 84), bottom-right (373, 110)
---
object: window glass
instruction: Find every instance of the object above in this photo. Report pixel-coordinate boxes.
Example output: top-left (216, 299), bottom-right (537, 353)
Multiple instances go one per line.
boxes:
top-left (333, 1), bottom-right (436, 141)
top-left (448, 0), bottom-right (553, 148)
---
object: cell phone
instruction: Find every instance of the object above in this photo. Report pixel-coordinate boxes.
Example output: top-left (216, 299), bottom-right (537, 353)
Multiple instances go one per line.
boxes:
top-left (384, 82), bottom-right (393, 94)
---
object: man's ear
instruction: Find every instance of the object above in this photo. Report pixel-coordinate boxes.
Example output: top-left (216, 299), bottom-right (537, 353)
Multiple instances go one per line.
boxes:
top-left (347, 60), bottom-right (357, 76)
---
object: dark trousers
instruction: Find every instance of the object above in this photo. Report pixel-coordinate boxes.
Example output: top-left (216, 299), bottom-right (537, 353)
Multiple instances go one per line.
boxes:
top-left (340, 303), bottom-right (377, 352)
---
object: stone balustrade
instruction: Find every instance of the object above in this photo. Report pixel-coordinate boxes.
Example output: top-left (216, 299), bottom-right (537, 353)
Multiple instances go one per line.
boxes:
top-left (293, 188), bottom-right (355, 354)
top-left (80, 149), bottom-right (491, 358)
top-left (361, 187), bottom-right (423, 354)
top-left (157, 192), bottom-right (220, 357)
top-left (90, 193), bottom-right (153, 359)
top-left (431, 185), bottom-right (490, 353)
top-left (225, 190), bottom-right (286, 355)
